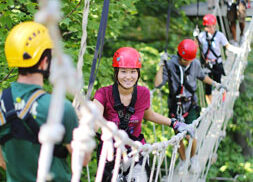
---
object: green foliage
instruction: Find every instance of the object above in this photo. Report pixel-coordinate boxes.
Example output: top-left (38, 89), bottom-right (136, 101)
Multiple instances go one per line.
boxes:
top-left (207, 133), bottom-right (253, 181)
top-left (0, 0), bottom-right (252, 181)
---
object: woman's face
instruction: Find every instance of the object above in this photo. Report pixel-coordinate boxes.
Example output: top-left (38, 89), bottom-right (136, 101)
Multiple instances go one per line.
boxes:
top-left (117, 68), bottom-right (138, 89)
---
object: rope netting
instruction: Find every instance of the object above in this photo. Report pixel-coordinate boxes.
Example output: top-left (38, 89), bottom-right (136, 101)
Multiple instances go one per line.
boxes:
top-left (34, 0), bottom-right (252, 182)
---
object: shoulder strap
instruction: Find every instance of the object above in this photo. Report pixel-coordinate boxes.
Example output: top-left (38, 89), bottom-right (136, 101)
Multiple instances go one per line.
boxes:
top-left (204, 31), bottom-right (221, 59)
top-left (0, 91), bottom-right (7, 126)
top-left (18, 89), bottom-right (46, 119)
top-left (113, 83), bottom-right (137, 131)
top-left (0, 88), bottom-right (46, 144)
top-left (0, 88), bottom-right (68, 158)
top-left (0, 108), bottom-right (6, 126)
top-left (175, 65), bottom-right (195, 95)
top-left (183, 65), bottom-right (195, 95)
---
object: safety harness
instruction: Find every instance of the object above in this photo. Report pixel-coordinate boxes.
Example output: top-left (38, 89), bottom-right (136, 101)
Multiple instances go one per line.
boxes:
top-left (203, 31), bottom-right (222, 68)
top-left (97, 83), bottom-right (150, 181)
top-left (164, 62), bottom-right (196, 120)
top-left (0, 88), bottom-right (68, 158)
top-left (112, 83), bottom-right (145, 141)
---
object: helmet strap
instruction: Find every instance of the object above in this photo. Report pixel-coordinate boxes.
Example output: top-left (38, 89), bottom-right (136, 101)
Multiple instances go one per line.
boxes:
top-left (34, 58), bottom-right (51, 79)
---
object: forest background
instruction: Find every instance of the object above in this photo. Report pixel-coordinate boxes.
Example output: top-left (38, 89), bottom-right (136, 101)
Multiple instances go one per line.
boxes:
top-left (0, 0), bottom-right (252, 181)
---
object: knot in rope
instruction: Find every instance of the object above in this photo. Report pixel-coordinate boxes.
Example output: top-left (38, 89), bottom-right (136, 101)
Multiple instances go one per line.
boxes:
top-left (39, 123), bottom-right (65, 144)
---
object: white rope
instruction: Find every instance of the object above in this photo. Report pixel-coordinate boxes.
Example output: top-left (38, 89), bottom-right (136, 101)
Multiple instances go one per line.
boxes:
top-left (35, 1), bottom-right (82, 181)
top-left (71, 102), bottom-right (96, 182)
top-left (73, 0), bottom-right (90, 109)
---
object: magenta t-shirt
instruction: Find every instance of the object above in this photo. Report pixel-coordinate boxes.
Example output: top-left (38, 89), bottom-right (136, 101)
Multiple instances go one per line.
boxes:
top-left (94, 85), bottom-right (150, 140)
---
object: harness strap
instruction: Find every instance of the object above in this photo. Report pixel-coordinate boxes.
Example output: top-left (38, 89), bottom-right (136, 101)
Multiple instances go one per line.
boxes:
top-left (204, 31), bottom-right (221, 60)
top-left (177, 64), bottom-right (195, 95)
top-left (0, 109), bottom-right (6, 126)
top-left (0, 88), bottom-right (68, 158)
top-left (18, 89), bottom-right (46, 119)
top-left (112, 83), bottom-right (137, 131)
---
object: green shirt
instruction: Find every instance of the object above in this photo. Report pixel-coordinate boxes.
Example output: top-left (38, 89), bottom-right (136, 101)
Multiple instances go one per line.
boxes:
top-left (0, 82), bottom-right (78, 182)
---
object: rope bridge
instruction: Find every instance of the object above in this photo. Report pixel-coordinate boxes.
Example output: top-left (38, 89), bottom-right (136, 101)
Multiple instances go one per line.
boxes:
top-left (34, 0), bottom-right (252, 182)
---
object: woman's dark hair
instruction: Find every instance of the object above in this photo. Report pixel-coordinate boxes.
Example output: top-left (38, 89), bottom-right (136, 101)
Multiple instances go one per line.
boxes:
top-left (114, 67), bottom-right (140, 83)
top-left (18, 49), bottom-right (52, 75)
top-left (177, 52), bottom-right (182, 59)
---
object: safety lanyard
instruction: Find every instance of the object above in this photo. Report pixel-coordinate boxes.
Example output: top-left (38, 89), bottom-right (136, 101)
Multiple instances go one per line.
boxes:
top-left (87, 0), bottom-right (110, 99)
top-left (112, 83), bottom-right (137, 131)
top-left (176, 66), bottom-right (185, 116)
top-left (176, 64), bottom-right (195, 116)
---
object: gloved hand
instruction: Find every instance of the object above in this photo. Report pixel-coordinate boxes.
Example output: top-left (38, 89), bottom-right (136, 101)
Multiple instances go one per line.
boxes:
top-left (170, 118), bottom-right (194, 137)
top-left (227, 44), bottom-right (244, 55)
top-left (212, 81), bottom-right (228, 91)
top-left (193, 26), bottom-right (200, 37)
top-left (159, 53), bottom-right (168, 66)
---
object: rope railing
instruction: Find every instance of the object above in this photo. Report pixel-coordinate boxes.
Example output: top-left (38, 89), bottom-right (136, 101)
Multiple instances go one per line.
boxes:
top-left (170, 17), bottom-right (253, 182)
top-left (34, 1), bottom-right (95, 182)
top-left (32, 0), bottom-right (252, 182)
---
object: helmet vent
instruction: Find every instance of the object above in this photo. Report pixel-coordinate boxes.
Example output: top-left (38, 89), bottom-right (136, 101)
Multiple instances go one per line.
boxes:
top-left (23, 52), bottom-right (32, 60)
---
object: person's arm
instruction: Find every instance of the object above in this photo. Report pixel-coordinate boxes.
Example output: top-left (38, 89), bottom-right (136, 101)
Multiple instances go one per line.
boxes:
top-left (203, 75), bottom-right (227, 90)
top-left (203, 75), bottom-right (214, 85)
top-left (154, 53), bottom-right (169, 88)
top-left (144, 107), bottom-right (171, 126)
top-left (225, 43), bottom-right (243, 54)
top-left (143, 107), bottom-right (194, 137)
top-left (154, 65), bottom-right (164, 88)
top-left (0, 147), bottom-right (6, 170)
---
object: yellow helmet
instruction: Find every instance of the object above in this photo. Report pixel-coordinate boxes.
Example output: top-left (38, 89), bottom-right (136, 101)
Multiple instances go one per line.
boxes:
top-left (4, 21), bottom-right (53, 68)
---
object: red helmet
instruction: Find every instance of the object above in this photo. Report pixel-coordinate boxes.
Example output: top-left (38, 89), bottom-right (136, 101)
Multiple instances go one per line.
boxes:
top-left (203, 14), bottom-right (216, 26)
top-left (112, 47), bottom-right (141, 68)
top-left (177, 39), bottom-right (197, 61)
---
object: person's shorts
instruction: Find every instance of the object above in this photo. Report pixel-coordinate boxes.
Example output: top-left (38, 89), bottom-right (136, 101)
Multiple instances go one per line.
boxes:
top-left (184, 106), bottom-right (200, 125)
top-left (227, 2), bottom-right (246, 23)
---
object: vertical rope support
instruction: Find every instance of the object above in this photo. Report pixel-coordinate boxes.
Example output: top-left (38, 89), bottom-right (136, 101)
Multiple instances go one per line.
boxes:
top-left (154, 150), bottom-right (166, 182)
top-left (167, 143), bottom-right (180, 182)
top-left (35, 1), bottom-right (84, 181)
top-left (149, 151), bottom-right (158, 182)
top-left (158, 89), bottom-right (169, 175)
top-left (35, 1), bottom-right (69, 181)
top-left (71, 101), bottom-right (96, 182)
top-left (111, 148), bottom-right (122, 182)
top-left (150, 89), bottom-right (157, 142)
top-left (73, 0), bottom-right (90, 109)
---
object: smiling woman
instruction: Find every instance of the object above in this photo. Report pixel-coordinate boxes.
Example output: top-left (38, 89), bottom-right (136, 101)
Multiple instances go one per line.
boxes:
top-left (92, 47), bottom-right (194, 182)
